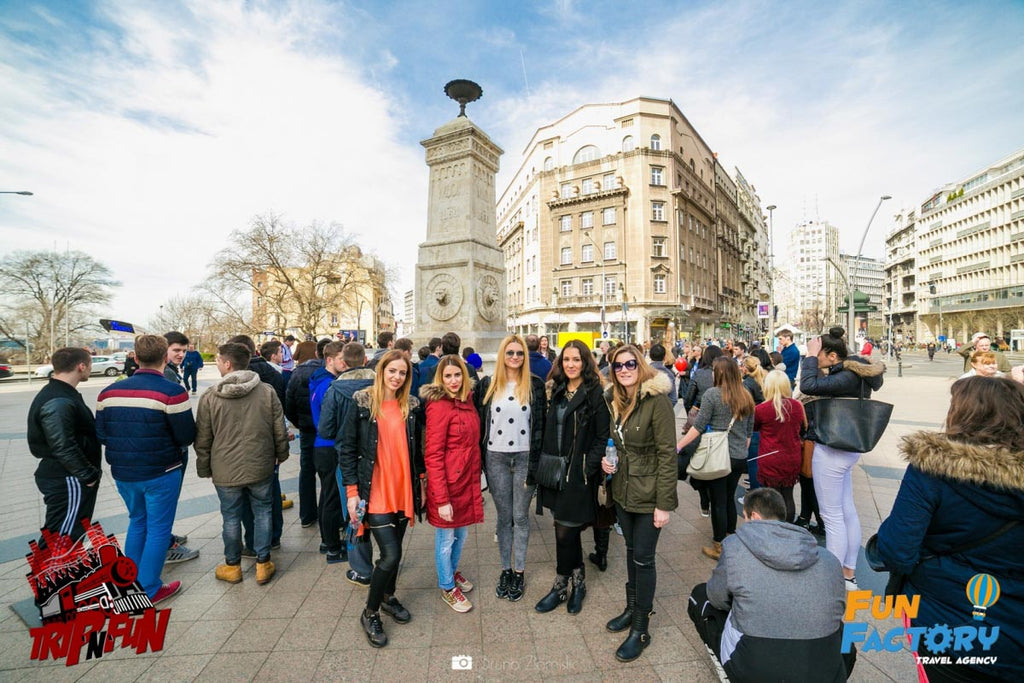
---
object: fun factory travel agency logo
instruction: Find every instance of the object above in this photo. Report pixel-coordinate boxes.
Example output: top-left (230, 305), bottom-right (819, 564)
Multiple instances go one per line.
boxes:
top-left (841, 574), bottom-right (1002, 667)
top-left (25, 520), bottom-right (171, 666)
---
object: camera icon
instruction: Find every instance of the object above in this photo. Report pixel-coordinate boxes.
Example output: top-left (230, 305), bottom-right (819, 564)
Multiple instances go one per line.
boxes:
top-left (451, 655), bottom-right (473, 670)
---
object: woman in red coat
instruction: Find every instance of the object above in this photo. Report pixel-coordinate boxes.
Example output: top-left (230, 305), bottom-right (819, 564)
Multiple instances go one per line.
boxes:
top-left (753, 369), bottom-right (806, 523)
top-left (420, 354), bottom-right (484, 613)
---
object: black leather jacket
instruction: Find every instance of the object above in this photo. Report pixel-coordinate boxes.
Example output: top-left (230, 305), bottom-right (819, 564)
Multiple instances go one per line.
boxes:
top-left (27, 379), bottom-right (102, 483)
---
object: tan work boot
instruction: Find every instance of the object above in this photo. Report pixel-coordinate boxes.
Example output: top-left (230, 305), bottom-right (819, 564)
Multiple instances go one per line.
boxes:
top-left (215, 563), bottom-right (243, 584)
top-left (256, 560), bottom-right (276, 585)
top-left (701, 542), bottom-right (723, 561)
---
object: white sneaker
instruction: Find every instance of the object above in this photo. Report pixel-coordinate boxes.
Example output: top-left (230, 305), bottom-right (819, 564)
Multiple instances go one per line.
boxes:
top-left (845, 576), bottom-right (859, 591)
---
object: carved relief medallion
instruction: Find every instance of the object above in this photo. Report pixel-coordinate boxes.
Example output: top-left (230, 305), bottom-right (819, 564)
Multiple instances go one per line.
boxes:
top-left (426, 273), bottom-right (463, 321)
top-left (476, 274), bottom-right (500, 322)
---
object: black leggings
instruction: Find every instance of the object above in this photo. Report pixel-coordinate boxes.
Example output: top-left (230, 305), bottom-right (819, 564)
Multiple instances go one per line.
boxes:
top-left (771, 485), bottom-right (796, 524)
top-left (798, 474), bottom-right (822, 525)
top-left (709, 459), bottom-right (747, 542)
top-left (554, 522), bottom-right (583, 576)
top-left (366, 513), bottom-right (408, 612)
top-left (616, 505), bottom-right (661, 613)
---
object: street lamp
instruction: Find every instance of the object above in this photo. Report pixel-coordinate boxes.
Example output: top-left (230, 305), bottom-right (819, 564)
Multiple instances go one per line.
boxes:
top-left (582, 229), bottom-right (607, 338)
top-left (847, 195), bottom-right (891, 344)
top-left (766, 204), bottom-right (776, 348)
top-left (0, 191), bottom-right (34, 195)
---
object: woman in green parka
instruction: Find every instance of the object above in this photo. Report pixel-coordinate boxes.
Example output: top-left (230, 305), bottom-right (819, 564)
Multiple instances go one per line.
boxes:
top-left (602, 344), bottom-right (678, 663)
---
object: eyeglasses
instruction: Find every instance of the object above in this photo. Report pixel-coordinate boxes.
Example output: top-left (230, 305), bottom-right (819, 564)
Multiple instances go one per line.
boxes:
top-left (612, 359), bottom-right (638, 372)
top-left (505, 350), bottom-right (525, 357)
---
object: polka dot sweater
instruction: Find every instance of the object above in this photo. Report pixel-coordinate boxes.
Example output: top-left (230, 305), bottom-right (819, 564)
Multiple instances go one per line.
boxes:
top-left (487, 381), bottom-right (531, 452)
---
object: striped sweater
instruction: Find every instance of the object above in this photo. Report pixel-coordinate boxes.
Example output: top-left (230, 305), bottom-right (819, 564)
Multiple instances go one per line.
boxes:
top-left (96, 368), bottom-right (196, 481)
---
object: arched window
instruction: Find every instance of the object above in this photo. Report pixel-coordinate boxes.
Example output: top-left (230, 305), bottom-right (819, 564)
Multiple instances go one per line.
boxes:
top-left (543, 156), bottom-right (554, 171)
top-left (650, 134), bottom-right (661, 151)
top-left (573, 145), bottom-right (600, 164)
top-left (622, 136), bottom-right (634, 152)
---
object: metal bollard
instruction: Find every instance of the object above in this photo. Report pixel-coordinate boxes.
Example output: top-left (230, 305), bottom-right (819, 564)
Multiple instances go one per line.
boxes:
top-left (898, 359), bottom-right (903, 377)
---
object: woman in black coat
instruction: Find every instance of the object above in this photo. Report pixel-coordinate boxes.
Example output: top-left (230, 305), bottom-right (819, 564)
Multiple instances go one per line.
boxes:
top-left (532, 340), bottom-right (609, 616)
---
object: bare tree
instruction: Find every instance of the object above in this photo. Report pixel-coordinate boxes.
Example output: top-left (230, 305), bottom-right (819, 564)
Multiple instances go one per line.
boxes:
top-left (799, 300), bottom-right (831, 335)
top-left (148, 293), bottom-right (250, 351)
top-left (0, 250), bottom-right (120, 361)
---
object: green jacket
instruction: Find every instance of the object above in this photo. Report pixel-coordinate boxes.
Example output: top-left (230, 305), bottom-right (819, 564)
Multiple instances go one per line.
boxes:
top-left (606, 372), bottom-right (679, 513)
top-left (957, 342), bottom-right (1012, 373)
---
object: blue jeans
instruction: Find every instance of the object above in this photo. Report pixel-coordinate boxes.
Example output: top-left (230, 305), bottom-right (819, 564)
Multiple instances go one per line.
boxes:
top-left (746, 431), bottom-right (761, 491)
top-left (338, 466), bottom-right (372, 576)
top-left (115, 469), bottom-right (183, 598)
top-left (435, 526), bottom-right (468, 590)
top-left (242, 467), bottom-right (283, 548)
top-left (218, 477), bottom-right (273, 563)
top-left (298, 430), bottom-right (318, 524)
top-left (182, 368), bottom-right (199, 392)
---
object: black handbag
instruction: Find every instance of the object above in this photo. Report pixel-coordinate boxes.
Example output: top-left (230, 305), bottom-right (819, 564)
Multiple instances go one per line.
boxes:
top-left (535, 452), bottom-right (568, 490)
top-left (809, 379), bottom-right (892, 453)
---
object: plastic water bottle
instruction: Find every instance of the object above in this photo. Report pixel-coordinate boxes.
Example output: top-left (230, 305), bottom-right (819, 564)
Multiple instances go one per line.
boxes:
top-left (605, 438), bottom-right (618, 474)
top-left (346, 499), bottom-right (367, 545)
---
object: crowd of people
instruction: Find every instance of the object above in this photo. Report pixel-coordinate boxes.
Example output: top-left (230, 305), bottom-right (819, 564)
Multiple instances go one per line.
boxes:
top-left (26, 325), bottom-right (1023, 680)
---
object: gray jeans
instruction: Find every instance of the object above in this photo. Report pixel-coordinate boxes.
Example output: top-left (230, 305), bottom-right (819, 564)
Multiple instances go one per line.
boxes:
top-left (486, 449), bottom-right (534, 572)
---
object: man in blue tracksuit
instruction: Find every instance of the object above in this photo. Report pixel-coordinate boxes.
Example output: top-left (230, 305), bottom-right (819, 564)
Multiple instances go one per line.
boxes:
top-left (316, 342), bottom-right (376, 585)
top-left (182, 344), bottom-right (204, 395)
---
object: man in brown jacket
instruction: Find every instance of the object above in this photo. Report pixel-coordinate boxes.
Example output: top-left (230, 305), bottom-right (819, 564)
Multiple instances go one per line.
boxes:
top-left (195, 342), bottom-right (289, 586)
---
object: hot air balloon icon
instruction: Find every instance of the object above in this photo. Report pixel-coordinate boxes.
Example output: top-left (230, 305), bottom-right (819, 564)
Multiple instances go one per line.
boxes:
top-left (966, 574), bottom-right (1000, 621)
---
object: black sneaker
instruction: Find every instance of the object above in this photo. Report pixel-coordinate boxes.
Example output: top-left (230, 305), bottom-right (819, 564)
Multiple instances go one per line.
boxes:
top-left (301, 519), bottom-right (318, 528)
top-left (495, 569), bottom-right (512, 599)
top-left (271, 541), bottom-right (282, 550)
top-left (810, 524), bottom-right (826, 538)
top-left (507, 571), bottom-right (525, 603)
top-left (361, 610), bottom-right (387, 648)
top-left (240, 547), bottom-right (257, 559)
top-left (346, 569), bottom-right (371, 587)
top-left (319, 543), bottom-right (328, 554)
top-left (380, 596), bottom-right (411, 624)
top-left (326, 549), bottom-right (348, 565)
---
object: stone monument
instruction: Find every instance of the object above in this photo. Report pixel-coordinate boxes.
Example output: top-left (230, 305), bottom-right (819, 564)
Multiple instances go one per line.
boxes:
top-left (415, 80), bottom-right (506, 355)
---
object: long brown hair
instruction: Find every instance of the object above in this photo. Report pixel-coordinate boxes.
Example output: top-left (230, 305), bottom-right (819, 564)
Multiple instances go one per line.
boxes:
top-left (483, 334), bottom-right (532, 405)
top-left (549, 339), bottom-right (600, 387)
top-left (713, 356), bottom-right (754, 420)
top-left (946, 376), bottom-right (1024, 450)
top-left (608, 344), bottom-right (657, 424)
top-left (433, 354), bottom-right (472, 403)
top-left (369, 350), bottom-right (413, 420)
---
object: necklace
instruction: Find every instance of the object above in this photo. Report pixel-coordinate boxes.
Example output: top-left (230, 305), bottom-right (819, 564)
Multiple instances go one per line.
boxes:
top-left (565, 381), bottom-right (582, 401)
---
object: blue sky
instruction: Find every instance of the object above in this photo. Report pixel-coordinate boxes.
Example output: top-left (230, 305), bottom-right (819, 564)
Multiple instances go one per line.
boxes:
top-left (2, 0), bottom-right (1023, 328)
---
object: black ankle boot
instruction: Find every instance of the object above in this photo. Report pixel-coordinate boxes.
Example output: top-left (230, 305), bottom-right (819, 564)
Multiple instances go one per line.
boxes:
top-left (567, 566), bottom-right (586, 615)
top-left (534, 574), bottom-right (568, 613)
top-left (589, 527), bottom-right (609, 571)
top-left (615, 609), bottom-right (652, 662)
top-left (606, 583), bottom-right (635, 632)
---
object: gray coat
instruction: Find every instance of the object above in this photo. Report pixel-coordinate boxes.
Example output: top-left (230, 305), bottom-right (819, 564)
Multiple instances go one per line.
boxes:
top-left (691, 387), bottom-right (754, 460)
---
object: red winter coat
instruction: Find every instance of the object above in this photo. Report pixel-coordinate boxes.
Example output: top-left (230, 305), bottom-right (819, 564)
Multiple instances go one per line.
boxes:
top-left (753, 398), bottom-right (806, 488)
top-left (420, 384), bottom-right (484, 529)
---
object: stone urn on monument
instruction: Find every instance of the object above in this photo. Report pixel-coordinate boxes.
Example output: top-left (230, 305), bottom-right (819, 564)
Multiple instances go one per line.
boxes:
top-left (415, 80), bottom-right (506, 356)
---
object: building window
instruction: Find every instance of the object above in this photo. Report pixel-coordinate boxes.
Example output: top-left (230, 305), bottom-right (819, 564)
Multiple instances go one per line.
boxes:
top-left (561, 246), bottom-right (572, 265)
top-left (652, 237), bottom-right (667, 257)
top-left (543, 156), bottom-right (554, 171)
top-left (582, 277), bottom-right (594, 295)
top-left (330, 313), bottom-right (338, 325)
top-left (604, 275), bottom-right (617, 295)
top-left (560, 182), bottom-right (572, 198)
top-left (603, 173), bottom-right (616, 190)
top-left (622, 136), bottom-right (634, 152)
top-left (581, 211), bottom-right (594, 228)
top-left (621, 118), bottom-right (633, 128)
top-left (559, 215), bottom-right (572, 232)
top-left (560, 279), bottom-right (572, 297)
top-left (651, 166), bottom-right (664, 186)
top-left (650, 134), bottom-right (661, 151)
top-left (654, 274), bottom-right (666, 293)
top-left (604, 241), bottom-right (617, 260)
top-left (581, 242), bottom-right (594, 262)
top-left (602, 207), bottom-right (616, 224)
top-left (573, 145), bottom-right (600, 164)
top-left (680, 245), bottom-right (686, 262)
top-left (652, 202), bottom-right (665, 221)
top-left (581, 177), bottom-right (594, 195)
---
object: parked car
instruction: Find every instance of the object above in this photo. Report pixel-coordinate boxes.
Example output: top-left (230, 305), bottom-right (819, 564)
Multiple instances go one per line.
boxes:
top-left (33, 356), bottom-right (125, 378)
top-left (0, 363), bottom-right (12, 379)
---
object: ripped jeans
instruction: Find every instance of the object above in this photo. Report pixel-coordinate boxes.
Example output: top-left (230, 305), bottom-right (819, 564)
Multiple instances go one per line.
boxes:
top-left (614, 504), bottom-right (662, 614)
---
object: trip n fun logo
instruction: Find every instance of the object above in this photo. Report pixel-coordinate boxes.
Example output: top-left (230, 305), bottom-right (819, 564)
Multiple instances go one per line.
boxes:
top-left (841, 575), bottom-right (1001, 667)
top-left (25, 520), bottom-right (170, 666)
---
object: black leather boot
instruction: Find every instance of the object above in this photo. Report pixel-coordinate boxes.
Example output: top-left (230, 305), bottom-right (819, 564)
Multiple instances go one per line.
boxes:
top-left (606, 583), bottom-right (635, 632)
top-left (567, 566), bottom-right (586, 615)
top-left (615, 609), bottom-right (652, 662)
top-left (534, 574), bottom-right (568, 613)
top-left (589, 527), bottom-right (610, 571)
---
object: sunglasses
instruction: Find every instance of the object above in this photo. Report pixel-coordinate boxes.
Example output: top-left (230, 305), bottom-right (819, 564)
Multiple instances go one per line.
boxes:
top-left (505, 350), bottom-right (525, 357)
top-left (612, 359), bottom-right (638, 372)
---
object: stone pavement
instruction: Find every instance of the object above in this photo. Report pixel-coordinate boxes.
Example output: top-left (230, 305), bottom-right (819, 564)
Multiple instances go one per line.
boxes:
top-left (0, 366), bottom-right (956, 681)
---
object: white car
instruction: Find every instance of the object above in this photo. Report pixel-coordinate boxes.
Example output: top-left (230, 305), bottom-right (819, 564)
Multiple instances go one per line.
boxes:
top-left (34, 355), bottom-right (125, 378)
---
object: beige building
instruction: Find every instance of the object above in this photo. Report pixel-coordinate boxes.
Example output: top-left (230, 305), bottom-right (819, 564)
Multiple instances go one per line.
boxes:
top-left (777, 219), bottom-right (843, 334)
top-left (496, 97), bottom-right (766, 345)
top-left (883, 209), bottom-right (918, 342)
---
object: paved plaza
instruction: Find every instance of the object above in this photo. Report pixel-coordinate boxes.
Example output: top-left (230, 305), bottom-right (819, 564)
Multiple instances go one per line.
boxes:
top-left (0, 352), bottom-right (969, 681)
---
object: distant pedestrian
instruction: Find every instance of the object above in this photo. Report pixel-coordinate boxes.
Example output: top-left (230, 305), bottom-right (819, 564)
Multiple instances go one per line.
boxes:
top-left (182, 343), bottom-right (204, 395)
top-left (926, 341), bottom-right (936, 361)
top-left (525, 334), bottom-right (552, 380)
top-left (539, 336), bottom-right (556, 363)
top-left (124, 350), bottom-right (140, 377)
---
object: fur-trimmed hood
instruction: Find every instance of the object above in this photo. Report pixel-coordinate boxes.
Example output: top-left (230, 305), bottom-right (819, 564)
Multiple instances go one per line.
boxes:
top-left (602, 370), bottom-right (673, 403)
top-left (353, 387), bottom-right (420, 412)
top-left (841, 356), bottom-right (886, 378)
top-left (418, 378), bottom-right (476, 403)
top-left (901, 431), bottom-right (1024, 494)
top-left (212, 370), bottom-right (262, 398)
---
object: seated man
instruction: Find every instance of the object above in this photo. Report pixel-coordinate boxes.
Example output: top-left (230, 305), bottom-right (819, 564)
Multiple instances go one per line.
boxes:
top-left (688, 488), bottom-right (852, 682)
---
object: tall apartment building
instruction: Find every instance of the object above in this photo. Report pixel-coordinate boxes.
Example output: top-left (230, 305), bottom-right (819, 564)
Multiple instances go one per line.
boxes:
top-left (495, 97), bottom-right (765, 344)
top-left (777, 220), bottom-right (842, 334)
top-left (883, 209), bottom-right (917, 342)
top-left (399, 289), bottom-right (415, 337)
top-left (841, 253), bottom-right (885, 336)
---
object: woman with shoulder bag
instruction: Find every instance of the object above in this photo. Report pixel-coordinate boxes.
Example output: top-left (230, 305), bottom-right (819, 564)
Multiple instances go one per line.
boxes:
top-left (872, 377), bottom-right (1024, 682)
top-left (533, 340), bottom-right (609, 616)
top-left (339, 351), bottom-right (424, 648)
top-left (800, 326), bottom-right (884, 589)
top-left (683, 345), bottom-right (724, 516)
top-left (677, 356), bottom-right (755, 561)
top-left (421, 355), bottom-right (483, 613)
top-left (602, 345), bottom-right (677, 662)
top-left (475, 334), bottom-right (546, 602)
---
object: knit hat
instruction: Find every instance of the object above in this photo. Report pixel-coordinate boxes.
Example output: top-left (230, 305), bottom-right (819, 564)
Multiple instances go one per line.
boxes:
top-left (465, 353), bottom-right (483, 370)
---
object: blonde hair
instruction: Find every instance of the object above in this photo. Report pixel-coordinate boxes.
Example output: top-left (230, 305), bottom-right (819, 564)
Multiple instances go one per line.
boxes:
top-left (608, 345), bottom-right (657, 425)
top-left (433, 354), bottom-right (472, 403)
top-left (763, 369), bottom-right (794, 422)
top-left (971, 350), bottom-right (997, 366)
top-left (483, 334), bottom-right (532, 406)
top-left (369, 350), bottom-right (413, 420)
top-left (742, 356), bottom-right (768, 390)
